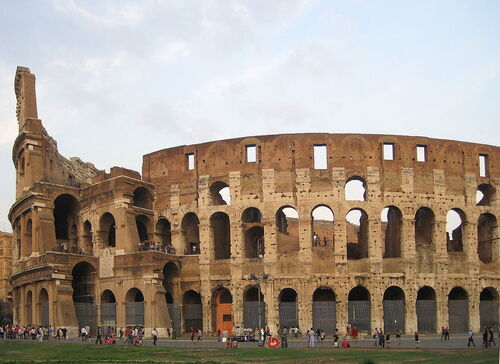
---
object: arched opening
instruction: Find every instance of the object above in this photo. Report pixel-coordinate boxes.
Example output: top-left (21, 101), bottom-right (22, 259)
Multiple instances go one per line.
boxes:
top-left (383, 286), bottom-right (405, 333)
top-left (183, 290), bottom-right (202, 333)
top-left (54, 194), bottom-right (80, 250)
top-left (345, 177), bottom-right (367, 201)
top-left (416, 286), bottom-right (436, 333)
top-left (243, 286), bottom-right (266, 329)
top-left (242, 208), bottom-right (264, 259)
top-left (415, 207), bottom-right (435, 272)
top-left (162, 262), bottom-right (180, 334)
top-left (278, 288), bottom-right (298, 331)
top-left (381, 206), bottom-right (402, 258)
top-left (72, 262), bottom-right (97, 332)
top-left (182, 213), bottom-right (200, 255)
top-left (213, 288), bottom-right (233, 335)
top-left (477, 213), bottom-right (497, 264)
top-left (209, 181), bottom-right (231, 205)
top-left (125, 288), bottom-right (145, 326)
top-left (311, 205), bottom-right (334, 248)
top-left (211, 212), bottom-right (231, 260)
top-left (133, 187), bottom-right (153, 209)
top-left (346, 209), bottom-right (369, 259)
top-left (446, 209), bottom-right (466, 253)
top-left (312, 287), bottom-right (336, 334)
top-left (476, 184), bottom-right (495, 206)
top-left (448, 287), bottom-right (469, 333)
top-left (100, 290), bottom-right (116, 326)
top-left (38, 289), bottom-right (49, 327)
top-left (99, 213), bottom-right (116, 248)
top-left (156, 218), bottom-right (172, 252)
top-left (25, 219), bottom-right (33, 256)
top-left (244, 226), bottom-right (264, 258)
top-left (348, 286), bottom-right (371, 332)
top-left (242, 208), bottom-right (262, 223)
top-left (480, 287), bottom-right (499, 330)
top-left (26, 290), bottom-right (33, 325)
top-left (135, 215), bottom-right (150, 243)
top-left (82, 220), bottom-right (92, 255)
top-left (15, 221), bottom-right (21, 260)
top-left (276, 206), bottom-right (299, 253)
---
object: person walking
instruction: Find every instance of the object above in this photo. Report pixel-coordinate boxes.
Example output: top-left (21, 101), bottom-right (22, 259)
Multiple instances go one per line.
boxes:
top-left (307, 328), bottom-right (315, 348)
top-left (396, 329), bottom-right (401, 346)
top-left (373, 328), bottom-right (379, 346)
top-left (488, 327), bottom-right (496, 347)
top-left (414, 331), bottom-right (420, 348)
top-left (80, 327), bottom-right (87, 341)
top-left (440, 326), bottom-right (445, 340)
top-left (95, 326), bottom-right (102, 344)
top-left (467, 329), bottom-right (475, 347)
top-left (482, 328), bottom-right (489, 348)
top-left (151, 328), bottom-right (158, 346)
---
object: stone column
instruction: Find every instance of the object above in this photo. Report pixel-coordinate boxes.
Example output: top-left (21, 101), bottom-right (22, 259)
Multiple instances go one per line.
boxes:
top-left (405, 286), bottom-right (417, 334)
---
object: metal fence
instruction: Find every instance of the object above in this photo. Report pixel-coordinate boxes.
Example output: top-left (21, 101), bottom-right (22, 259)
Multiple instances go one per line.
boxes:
top-left (312, 301), bottom-right (336, 334)
top-left (74, 302), bottom-right (97, 332)
top-left (416, 300), bottom-right (436, 333)
top-left (243, 301), bottom-right (267, 329)
top-left (348, 301), bottom-right (371, 332)
top-left (126, 302), bottom-right (144, 327)
top-left (279, 302), bottom-right (298, 330)
top-left (101, 303), bottom-right (116, 326)
top-left (383, 300), bottom-right (404, 333)
top-left (167, 304), bottom-right (181, 334)
top-left (183, 304), bottom-right (203, 332)
top-left (480, 300), bottom-right (498, 330)
top-left (448, 300), bottom-right (468, 333)
top-left (40, 302), bottom-right (49, 327)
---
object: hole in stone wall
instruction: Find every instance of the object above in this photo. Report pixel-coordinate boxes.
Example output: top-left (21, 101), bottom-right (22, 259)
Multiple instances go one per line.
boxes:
top-left (476, 184), bottom-right (495, 206)
top-left (211, 212), bottom-right (231, 260)
top-left (313, 145), bottom-right (327, 169)
top-left (346, 208), bottom-right (368, 259)
top-left (276, 206), bottom-right (299, 253)
top-left (210, 181), bottom-right (231, 205)
top-left (477, 213), bottom-right (497, 264)
top-left (446, 209), bottom-right (465, 252)
top-left (345, 177), bottom-right (367, 201)
top-left (311, 205), bottom-right (334, 247)
top-left (381, 206), bottom-right (402, 258)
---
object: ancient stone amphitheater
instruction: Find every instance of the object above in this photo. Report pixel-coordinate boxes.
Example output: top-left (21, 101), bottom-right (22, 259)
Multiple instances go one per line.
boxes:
top-left (9, 67), bottom-right (499, 337)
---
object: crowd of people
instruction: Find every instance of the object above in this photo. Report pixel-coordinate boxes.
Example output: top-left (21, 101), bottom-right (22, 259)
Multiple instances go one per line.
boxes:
top-left (55, 241), bottom-right (86, 255)
top-left (137, 240), bottom-right (175, 254)
top-left (0, 325), bottom-right (68, 341)
top-left (312, 232), bottom-right (329, 247)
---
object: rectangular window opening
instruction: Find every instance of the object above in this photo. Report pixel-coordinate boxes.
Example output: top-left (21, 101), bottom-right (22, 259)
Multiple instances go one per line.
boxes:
top-left (313, 145), bottom-right (327, 169)
top-left (479, 154), bottom-right (488, 177)
top-left (186, 153), bottom-right (195, 171)
top-left (246, 144), bottom-right (257, 163)
top-left (383, 143), bottom-right (394, 160)
top-left (416, 145), bottom-right (426, 162)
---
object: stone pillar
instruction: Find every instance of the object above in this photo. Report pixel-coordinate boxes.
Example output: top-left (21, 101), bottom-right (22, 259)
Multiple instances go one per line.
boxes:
top-left (405, 286), bottom-right (417, 334)
top-left (264, 281), bottom-right (277, 335)
top-left (298, 217), bottom-right (312, 267)
top-left (336, 288), bottom-right (348, 334)
top-left (200, 282), bottom-right (212, 334)
top-left (371, 285), bottom-right (384, 333)
top-left (369, 217), bottom-right (383, 273)
top-left (403, 216), bottom-right (416, 276)
top-left (298, 283), bottom-right (311, 334)
top-left (465, 221), bottom-right (480, 276)
top-left (469, 285), bottom-right (480, 332)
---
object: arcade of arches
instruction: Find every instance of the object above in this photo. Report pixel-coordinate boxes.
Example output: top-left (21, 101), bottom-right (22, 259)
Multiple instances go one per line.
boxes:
top-left (8, 67), bottom-right (500, 339)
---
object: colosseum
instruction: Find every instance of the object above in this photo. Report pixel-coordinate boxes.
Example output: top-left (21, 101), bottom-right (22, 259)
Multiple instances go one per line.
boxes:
top-left (8, 66), bottom-right (500, 337)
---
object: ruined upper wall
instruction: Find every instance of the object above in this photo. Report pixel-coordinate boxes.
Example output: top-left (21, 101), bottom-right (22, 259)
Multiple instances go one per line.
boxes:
top-left (143, 133), bottom-right (499, 195)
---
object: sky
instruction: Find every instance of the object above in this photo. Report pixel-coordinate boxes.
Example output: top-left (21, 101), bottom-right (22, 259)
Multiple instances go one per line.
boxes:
top-left (0, 0), bottom-right (499, 232)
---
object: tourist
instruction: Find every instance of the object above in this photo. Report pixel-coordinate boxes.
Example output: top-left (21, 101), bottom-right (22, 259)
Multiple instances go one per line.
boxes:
top-left (396, 328), bottom-right (401, 346)
top-left (197, 328), bottom-right (202, 341)
top-left (307, 328), bottom-right (315, 348)
top-left (95, 326), bottom-right (102, 344)
top-left (467, 329), bottom-right (475, 347)
top-left (151, 328), bottom-right (158, 346)
top-left (440, 326), bottom-right (445, 340)
top-left (414, 331), bottom-right (420, 348)
top-left (482, 328), bottom-right (489, 348)
top-left (80, 326), bottom-right (87, 341)
top-left (373, 328), bottom-right (379, 346)
top-left (488, 327), bottom-right (496, 347)
top-left (190, 327), bottom-right (195, 342)
top-left (341, 336), bottom-right (350, 348)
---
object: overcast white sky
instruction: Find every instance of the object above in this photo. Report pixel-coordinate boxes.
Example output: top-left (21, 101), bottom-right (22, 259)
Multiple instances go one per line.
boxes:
top-left (1, 0), bottom-right (499, 232)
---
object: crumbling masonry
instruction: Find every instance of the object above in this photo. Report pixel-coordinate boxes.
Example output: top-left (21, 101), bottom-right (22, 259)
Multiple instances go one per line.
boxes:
top-left (9, 67), bottom-right (499, 336)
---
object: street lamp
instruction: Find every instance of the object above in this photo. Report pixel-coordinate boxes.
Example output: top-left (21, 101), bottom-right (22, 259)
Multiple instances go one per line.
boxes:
top-left (249, 273), bottom-right (269, 331)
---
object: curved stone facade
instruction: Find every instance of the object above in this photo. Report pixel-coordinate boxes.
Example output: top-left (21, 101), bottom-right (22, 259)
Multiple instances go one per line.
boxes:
top-left (9, 67), bottom-right (500, 336)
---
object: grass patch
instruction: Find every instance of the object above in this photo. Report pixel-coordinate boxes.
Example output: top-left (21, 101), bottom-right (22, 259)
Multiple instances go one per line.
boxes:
top-left (0, 342), bottom-right (497, 363)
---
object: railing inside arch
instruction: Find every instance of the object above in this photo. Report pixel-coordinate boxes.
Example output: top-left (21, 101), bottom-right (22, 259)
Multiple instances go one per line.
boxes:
top-left (348, 301), bottom-right (371, 332)
top-left (167, 304), bottom-right (181, 335)
top-left (383, 300), bottom-right (405, 333)
top-left (126, 302), bottom-right (145, 327)
top-left (480, 301), bottom-right (498, 331)
top-left (183, 304), bottom-right (203, 332)
top-left (312, 301), bottom-right (336, 334)
top-left (101, 303), bottom-right (116, 326)
top-left (448, 300), bottom-right (468, 333)
top-left (74, 302), bottom-right (97, 333)
top-left (40, 302), bottom-right (49, 327)
top-left (243, 301), bottom-right (267, 329)
top-left (416, 300), bottom-right (436, 333)
top-left (279, 302), bottom-right (298, 330)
